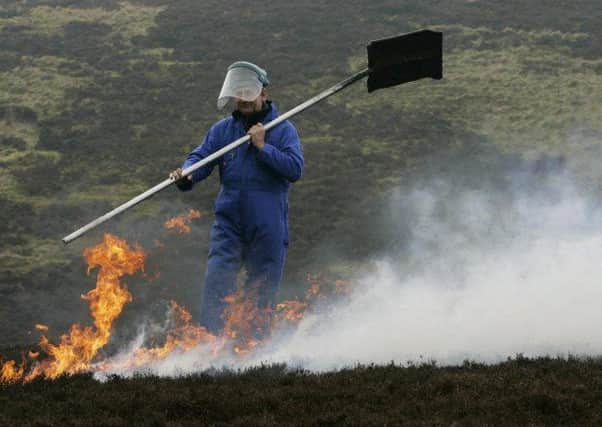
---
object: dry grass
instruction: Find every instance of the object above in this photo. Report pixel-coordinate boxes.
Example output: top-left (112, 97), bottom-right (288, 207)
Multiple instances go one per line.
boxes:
top-left (0, 56), bottom-right (91, 120)
top-left (1, 357), bottom-right (601, 425)
top-left (341, 25), bottom-right (602, 157)
top-left (0, 2), bottom-right (166, 40)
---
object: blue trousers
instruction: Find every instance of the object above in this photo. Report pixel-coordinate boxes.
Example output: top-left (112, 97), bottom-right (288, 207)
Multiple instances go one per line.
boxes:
top-left (199, 188), bottom-right (289, 334)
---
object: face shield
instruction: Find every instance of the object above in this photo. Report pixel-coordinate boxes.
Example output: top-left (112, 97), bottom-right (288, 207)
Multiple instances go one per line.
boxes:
top-left (217, 67), bottom-right (264, 110)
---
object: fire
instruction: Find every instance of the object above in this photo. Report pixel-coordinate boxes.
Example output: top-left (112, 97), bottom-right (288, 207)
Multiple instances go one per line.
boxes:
top-left (35, 324), bottom-right (49, 332)
top-left (306, 274), bottom-right (321, 299)
top-left (274, 276), bottom-right (354, 326)
top-left (109, 272), bottom-right (337, 365)
top-left (0, 234), bottom-right (145, 383)
top-left (164, 209), bottom-right (203, 234)
top-left (0, 230), bottom-right (355, 383)
top-left (163, 301), bottom-right (216, 350)
top-left (111, 301), bottom-right (217, 370)
top-left (222, 286), bottom-right (269, 355)
top-left (335, 279), bottom-right (353, 294)
top-left (1, 360), bottom-right (25, 384)
top-left (274, 300), bottom-right (307, 322)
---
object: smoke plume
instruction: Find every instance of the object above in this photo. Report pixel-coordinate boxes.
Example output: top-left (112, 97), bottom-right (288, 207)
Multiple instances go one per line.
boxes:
top-left (96, 163), bottom-right (602, 377)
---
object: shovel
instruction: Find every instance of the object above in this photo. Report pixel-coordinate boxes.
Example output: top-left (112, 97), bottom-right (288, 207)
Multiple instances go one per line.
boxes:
top-left (63, 29), bottom-right (442, 244)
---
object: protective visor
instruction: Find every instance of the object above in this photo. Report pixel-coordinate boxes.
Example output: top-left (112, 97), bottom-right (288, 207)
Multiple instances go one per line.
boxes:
top-left (217, 67), bottom-right (264, 110)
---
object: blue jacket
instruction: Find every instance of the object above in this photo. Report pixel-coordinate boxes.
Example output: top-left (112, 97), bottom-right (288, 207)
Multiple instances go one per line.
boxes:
top-left (179, 102), bottom-right (303, 334)
top-left (181, 103), bottom-right (303, 192)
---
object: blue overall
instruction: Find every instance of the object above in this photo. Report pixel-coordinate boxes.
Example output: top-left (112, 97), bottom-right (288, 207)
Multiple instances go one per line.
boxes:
top-left (179, 103), bottom-right (303, 334)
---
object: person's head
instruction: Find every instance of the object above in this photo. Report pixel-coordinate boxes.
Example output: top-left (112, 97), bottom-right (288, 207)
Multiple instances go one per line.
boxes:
top-left (217, 61), bottom-right (269, 115)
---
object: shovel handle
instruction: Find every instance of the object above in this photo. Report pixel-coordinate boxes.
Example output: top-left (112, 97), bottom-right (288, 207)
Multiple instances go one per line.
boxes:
top-left (62, 68), bottom-right (370, 244)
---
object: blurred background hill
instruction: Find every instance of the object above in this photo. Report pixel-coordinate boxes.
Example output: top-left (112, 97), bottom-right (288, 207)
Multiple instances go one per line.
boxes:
top-left (1, 0), bottom-right (601, 345)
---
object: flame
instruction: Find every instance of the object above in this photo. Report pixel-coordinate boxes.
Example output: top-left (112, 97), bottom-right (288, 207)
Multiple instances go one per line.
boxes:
top-left (164, 209), bottom-right (203, 234)
top-left (1, 360), bottom-right (25, 384)
top-left (335, 279), bottom-right (353, 295)
top-left (119, 301), bottom-right (217, 369)
top-left (35, 324), bottom-right (49, 332)
top-left (274, 276), bottom-right (354, 326)
top-left (274, 300), bottom-right (308, 323)
top-left (222, 286), bottom-right (270, 355)
top-left (0, 229), bottom-right (355, 382)
top-left (305, 274), bottom-right (321, 299)
top-left (0, 234), bottom-right (145, 383)
top-left (272, 274), bottom-right (323, 326)
top-left (102, 274), bottom-right (323, 369)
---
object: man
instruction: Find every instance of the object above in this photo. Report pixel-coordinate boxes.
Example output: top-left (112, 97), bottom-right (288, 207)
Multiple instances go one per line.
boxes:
top-left (170, 61), bottom-right (304, 335)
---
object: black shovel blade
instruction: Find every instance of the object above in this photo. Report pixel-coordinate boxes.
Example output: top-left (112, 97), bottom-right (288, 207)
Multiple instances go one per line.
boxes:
top-left (367, 30), bottom-right (442, 93)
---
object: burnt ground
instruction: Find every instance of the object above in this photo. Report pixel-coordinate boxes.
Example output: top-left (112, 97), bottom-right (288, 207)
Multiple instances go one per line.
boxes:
top-left (1, 356), bottom-right (602, 425)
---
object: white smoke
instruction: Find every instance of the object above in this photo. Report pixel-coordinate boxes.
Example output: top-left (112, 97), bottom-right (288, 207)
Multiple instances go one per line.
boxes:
top-left (96, 169), bottom-right (602, 378)
top-left (256, 172), bottom-right (602, 369)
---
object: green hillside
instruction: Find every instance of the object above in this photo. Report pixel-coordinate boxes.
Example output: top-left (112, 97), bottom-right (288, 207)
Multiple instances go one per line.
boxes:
top-left (1, 0), bottom-right (601, 344)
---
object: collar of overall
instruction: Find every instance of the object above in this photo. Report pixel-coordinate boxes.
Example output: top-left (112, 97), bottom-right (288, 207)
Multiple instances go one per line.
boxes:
top-left (232, 100), bottom-right (273, 131)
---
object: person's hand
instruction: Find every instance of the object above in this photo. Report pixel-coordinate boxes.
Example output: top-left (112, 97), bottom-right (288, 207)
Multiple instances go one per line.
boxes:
top-left (169, 168), bottom-right (182, 180)
top-left (248, 123), bottom-right (266, 150)
top-left (169, 168), bottom-right (192, 181)
top-left (170, 168), bottom-right (193, 191)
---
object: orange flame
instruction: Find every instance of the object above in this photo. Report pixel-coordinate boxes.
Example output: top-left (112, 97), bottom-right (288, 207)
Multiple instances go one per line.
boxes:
top-left (35, 324), bottom-right (49, 332)
top-left (222, 286), bottom-right (270, 355)
top-left (164, 209), bottom-right (203, 234)
top-left (305, 274), bottom-right (321, 299)
top-left (274, 300), bottom-right (308, 323)
top-left (274, 276), bottom-right (354, 327)
top-left (1, 360), bottom-right (25, 384)
top-left (335, 279), bottom-right (353, 295)
top-left (0, 230), bottom-right (355, 382)
top-left (92, 301), bottom-right (223, 374)
top-left (122, 301), bottom-right (217, 369)
top-left (0, 234), bottom-right (145, 383)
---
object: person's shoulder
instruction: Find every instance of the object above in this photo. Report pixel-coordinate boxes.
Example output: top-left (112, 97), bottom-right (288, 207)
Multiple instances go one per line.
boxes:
top-left (272, 111), bottom-right (297, 132)
top-left (272, 106), bottom-right (296, 130)
top-left (280, 119), bottom-right (299, 136)
top-left (209, 115), bottom-right (234, 132)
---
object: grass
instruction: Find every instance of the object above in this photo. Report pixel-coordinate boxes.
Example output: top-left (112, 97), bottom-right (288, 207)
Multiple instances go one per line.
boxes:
top-left (65, 180), bottom-right (151, 205)
top-left (1, 357), bottom-right (601, 425)
top-left (0, 2), bottom-right (166, 40)
top-left (341, 25), bottom-right (602, 158)
top-left (0, 148), bottom-right (60, 164)
top-left (0, 56), bottom-right (92, 120)
top-left (0, 172), bottom-right (18, 202)
top-left (0, 118), bottom-right (61, 207)
top-left (0, 237), bottom-right (70, 277)
top-left (0, 120), bottom-right (39, 148)
top-left (0, 120), bottom-right (38, 200)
